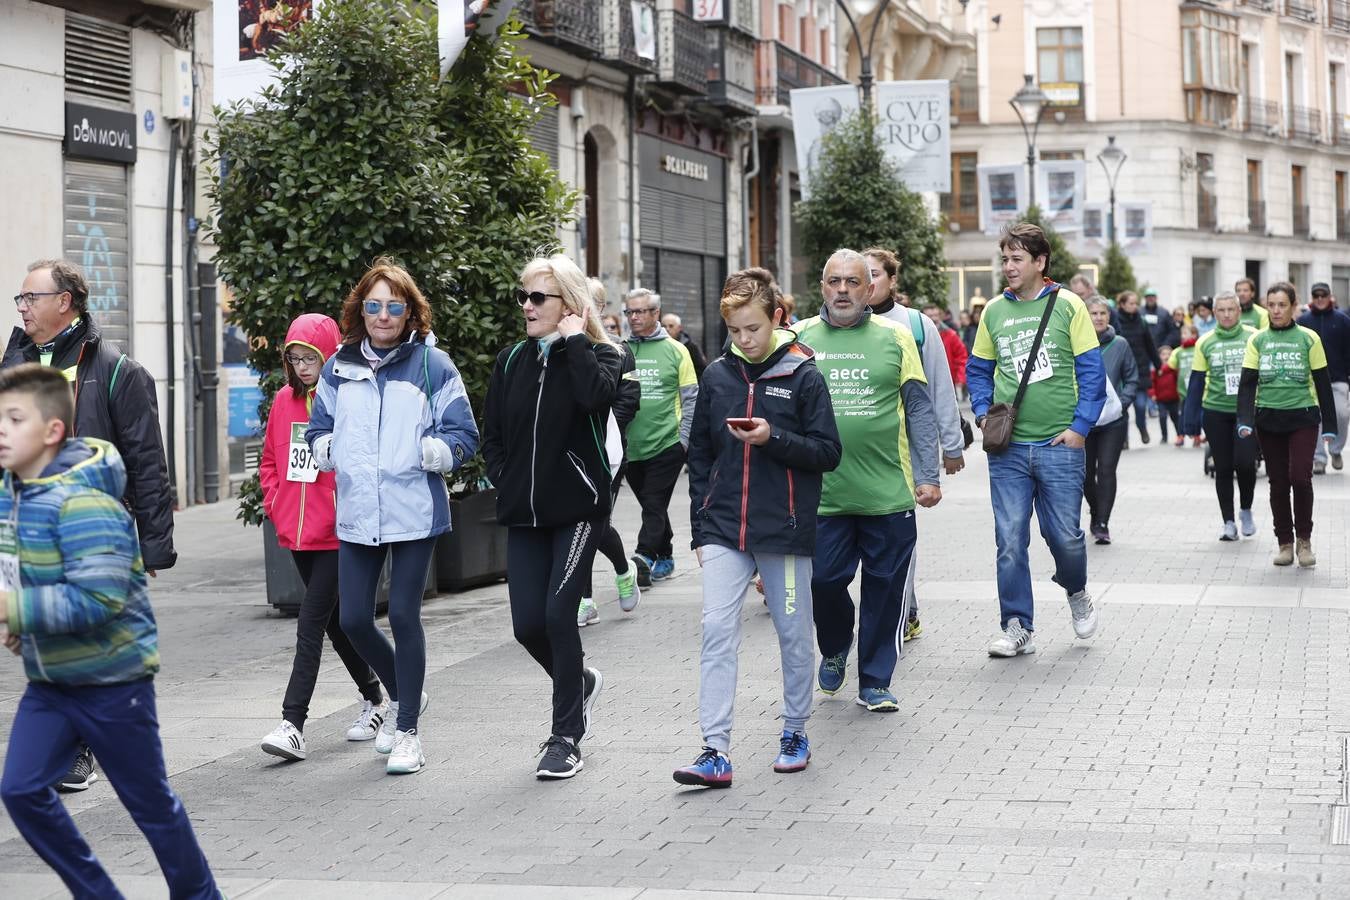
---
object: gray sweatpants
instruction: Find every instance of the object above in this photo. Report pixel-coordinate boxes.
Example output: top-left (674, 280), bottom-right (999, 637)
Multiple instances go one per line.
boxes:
top-left (698, 544), bottom-right (815, 754)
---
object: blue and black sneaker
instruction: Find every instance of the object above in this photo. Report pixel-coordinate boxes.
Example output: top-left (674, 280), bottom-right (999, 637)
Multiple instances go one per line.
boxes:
top-left (856, 686), bottom-right (899, 712)
top-left (673, 747), bottom-right (733, 788)
top-left (817, 651), bottom-right (848, 695)
top-left (772, 731), bottom-right (810, 773)
top-left (651, 557), bottom-right (675, 581)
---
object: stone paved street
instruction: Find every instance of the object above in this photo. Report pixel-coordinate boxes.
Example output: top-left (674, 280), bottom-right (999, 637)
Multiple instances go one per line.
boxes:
top-left (2, 432), bottom-right (1350, 899)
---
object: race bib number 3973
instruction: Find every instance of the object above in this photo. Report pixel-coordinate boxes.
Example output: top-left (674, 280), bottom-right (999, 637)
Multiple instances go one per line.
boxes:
top-left (286, 422), bottom-right (319, 483)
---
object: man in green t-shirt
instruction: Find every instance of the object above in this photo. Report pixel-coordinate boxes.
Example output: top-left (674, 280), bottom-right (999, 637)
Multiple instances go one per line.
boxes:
top-left (1236, 277), bottom-right (1269, 330)
top-left (793, 250), bottom-right (941, 713)
top-left (623, 288), bottom-right (699, 586)
top-left (968, 224), bottom-right (1106, 658)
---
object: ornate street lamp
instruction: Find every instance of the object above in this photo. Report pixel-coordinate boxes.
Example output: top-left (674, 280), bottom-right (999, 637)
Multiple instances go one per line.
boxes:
top-left (1097, 135), bottom-right (1128, 244)
top-left (835, 0), bottom-right (893, 109)
top-left (1009, 75), bottom-right (1049, 207)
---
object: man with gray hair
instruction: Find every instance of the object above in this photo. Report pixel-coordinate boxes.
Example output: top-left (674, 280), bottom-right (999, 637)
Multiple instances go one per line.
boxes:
top-left (6, 258), bottom-right (176, 792)
top-left (623, 288), bottom-right (698, 585)
top-left (794, 249), bottom-right (941, 713)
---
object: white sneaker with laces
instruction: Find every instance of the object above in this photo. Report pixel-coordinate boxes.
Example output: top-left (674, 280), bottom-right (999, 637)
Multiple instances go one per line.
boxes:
top-left (260, 721), bottom-right (307, 761)
top-left (345, 700), bottom-right (386, 742)
top-left (376, 691), bottom-right (429, 754)
top-left (1067, 589), bottom-right (1099, 640)
top-left (988, 617), bottom-right (1036, 658)
top-left (577, 597), bottom-right (598, 627)
top-left (386, 729), bottom-right (424, 774)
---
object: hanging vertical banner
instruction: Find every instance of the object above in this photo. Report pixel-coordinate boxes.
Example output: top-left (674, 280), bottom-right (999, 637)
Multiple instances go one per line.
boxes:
top-left (212, 0), bottom-right (318, 107)
top-left (633, 2), bottom-right (657, 60)
top-left (977, 164), bottom-right (1027, 235)
top-left (1082, 202), bottom-right (1105, 246)
top-left (1036, 160), bottom-right (1087, 232)
top-left (789, 84), bottom-right (861, 199)
top-left (1121, 201), bottom-right (1153, 254)
top-left (873, 80), bottom-right (951, 192)
top-left (440, 1), bottom-right (517, 76)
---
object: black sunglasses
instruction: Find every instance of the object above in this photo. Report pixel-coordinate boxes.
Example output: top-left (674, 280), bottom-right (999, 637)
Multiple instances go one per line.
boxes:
top-left (515, 288), bottom-right (564, 307)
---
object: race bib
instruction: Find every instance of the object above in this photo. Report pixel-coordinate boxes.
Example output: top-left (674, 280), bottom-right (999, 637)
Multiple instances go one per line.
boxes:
top-left (286, 422), bottom-right (319, 483)
top-left (1224, 371), bottom-right (1241, 396)
top-left (0, 520), bottom-right (19, 594)
top-left (1011, 347), bottom-right (1053, 385)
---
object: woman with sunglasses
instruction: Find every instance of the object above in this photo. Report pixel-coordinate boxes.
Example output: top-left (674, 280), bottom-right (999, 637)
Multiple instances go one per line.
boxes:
top-left (307, 258), bottom-right (480, 775)
top-left (482, 255), bottom-right (624, 779)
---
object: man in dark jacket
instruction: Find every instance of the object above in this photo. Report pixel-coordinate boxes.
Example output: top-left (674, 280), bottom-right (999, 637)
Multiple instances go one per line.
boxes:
top-left (661, 312), bottom-right (709, 380)
top-left (1142, 288), bottom-right (1172, 348)
top-left (1116, 291), bottom-right (1162, 443)
top-left (1298, 282), bottom-right (1350, 473)
top-left (9, 258), bottom-right (177, 792)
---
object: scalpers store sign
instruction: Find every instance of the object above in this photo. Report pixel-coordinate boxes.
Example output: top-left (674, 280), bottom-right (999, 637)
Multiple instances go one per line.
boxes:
top-left (64, 102), bottom-right (137, 164)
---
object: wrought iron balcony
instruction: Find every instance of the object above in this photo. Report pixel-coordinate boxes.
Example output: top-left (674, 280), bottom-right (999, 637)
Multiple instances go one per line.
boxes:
top-left (755, 39), bottom-right (847, 108)
top-left (1288, 105), bottom-right (1323, 141)
top-left (1282, 0), bottom-right (1317, 22)
top-left (704, 26), bottom-right (756, 116)
top-left (1334, 0), bottom-right (1350, 32)
top-left (1248, 199), bottom-right (1266, 233)
top-left (1241, 96), bottom-right (1282, 135)
top-left (1334, 115), bottom-right (1350, 146)
top-left (601, 0), bottom-right (657, 75)
top-left (1293, 204), bottom-right (1311, 237)
top-left (1235, 0), bottom-right (1275, 9)
top-left (530, 0), bottom-right (601, 58)
top-left (655, 9), bottom-right (708, 95)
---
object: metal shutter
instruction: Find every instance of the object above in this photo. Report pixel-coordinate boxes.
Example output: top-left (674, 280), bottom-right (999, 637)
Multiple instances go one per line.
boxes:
top-left (656, 248), bottom-right (702, 336)
top-left (528, 107), bottom-right (560, 169)
top-left (65, 13), bottom-right (133, 107)
top-left (64, 160), bottom-right (132, 350)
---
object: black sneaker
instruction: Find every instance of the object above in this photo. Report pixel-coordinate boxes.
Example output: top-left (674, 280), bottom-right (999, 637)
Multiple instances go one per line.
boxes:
top-left (631, 554), bottom-right (653, 588)
top-left (581, 667), bottom-right (604, 743)
top-left (536, 735), bottom-right (583, 779)
top-left (56, 745), bottom-right (98, 793)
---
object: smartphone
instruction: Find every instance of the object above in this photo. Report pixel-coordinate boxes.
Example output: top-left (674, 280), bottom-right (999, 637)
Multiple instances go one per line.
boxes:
top-left (725, 417), bottom-right (756, 430)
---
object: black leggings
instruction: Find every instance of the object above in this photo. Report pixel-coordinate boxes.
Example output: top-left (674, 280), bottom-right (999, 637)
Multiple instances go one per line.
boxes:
top-left (583, 471), bottom-right (630, 598)
top-left (1203, 409), bottom-right (1257, 522)
top-left (508, 518), bottom-right (604, 742)
top-left (1158, 400), bottom-right (1181, 440)
top-left (338, 538), bottom-right (436, 732)
top-left (283, 549), bottom-right (382, 730)
top-left (1084, 418), bottom-right (1128, 527)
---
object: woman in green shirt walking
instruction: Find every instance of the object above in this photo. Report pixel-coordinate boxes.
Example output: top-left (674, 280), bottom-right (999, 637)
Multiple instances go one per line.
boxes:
top-left (1236, 282), bottom-right (1339, 567)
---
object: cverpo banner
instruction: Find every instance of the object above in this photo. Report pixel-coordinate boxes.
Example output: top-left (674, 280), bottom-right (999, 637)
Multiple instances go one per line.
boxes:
top-left (872, 80), bottom-right (951, 192)
top-left (1035, 160), bottom-right (1087, 232)
top-left (789, 84), bottom-right (861, 199)
top-left (977, 164), bottom-right (1027, 235)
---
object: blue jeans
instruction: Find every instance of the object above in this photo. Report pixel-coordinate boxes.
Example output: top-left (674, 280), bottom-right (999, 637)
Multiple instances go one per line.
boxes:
top-left (1, 679), bottom-right (219, 899)
top-left (987, 442), bottom-right (1088, 631)
top-left (1130, 389), bottom-right (1151, 438)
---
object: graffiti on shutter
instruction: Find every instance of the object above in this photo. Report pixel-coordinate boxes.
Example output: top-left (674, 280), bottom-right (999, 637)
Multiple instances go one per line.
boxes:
top-left (64, 160), bottom-right (131, 350)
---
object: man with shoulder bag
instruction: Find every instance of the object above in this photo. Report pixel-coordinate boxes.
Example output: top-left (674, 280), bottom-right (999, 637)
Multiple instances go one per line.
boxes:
top-left (967, 225), bottom-right (1107, 658)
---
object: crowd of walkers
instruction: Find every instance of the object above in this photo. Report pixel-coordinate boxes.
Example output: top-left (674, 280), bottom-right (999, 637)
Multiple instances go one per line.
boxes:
top-left (1, 226), bottom-right (1345, 897)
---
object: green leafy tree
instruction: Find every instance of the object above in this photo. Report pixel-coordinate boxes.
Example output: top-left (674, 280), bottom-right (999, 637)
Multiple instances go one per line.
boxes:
top-left (1014, 205), bottom-right (1080, 286)
top-left (795, 113), bottom-right (948, 314)
top-left (206, 1), bottom-right (574, 524)
top-left (1097, 240), bottom-right (1137, 299)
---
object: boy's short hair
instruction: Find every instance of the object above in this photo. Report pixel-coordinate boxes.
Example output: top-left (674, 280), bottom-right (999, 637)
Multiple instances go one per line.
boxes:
top-left (0, 363), bottom-right (74, 435)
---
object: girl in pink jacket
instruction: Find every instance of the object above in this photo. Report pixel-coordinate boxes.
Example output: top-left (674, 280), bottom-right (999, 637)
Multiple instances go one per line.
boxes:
top-left (258, 313), bottom-right (385, 761)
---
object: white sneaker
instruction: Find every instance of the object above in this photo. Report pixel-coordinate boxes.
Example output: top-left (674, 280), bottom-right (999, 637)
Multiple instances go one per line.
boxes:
top-left (1068, 589), bottom-right (1099, 640)
top-left (581, 667), bottom-right (604, 743)
top-left (988, 617), bottom-right (1036, 657)
top-left (577, 597), bottom-right (598, 627)
top-left (386, 729), bottom-right (425, 775)
top-left (260, 721), bottom-right (306, 761)
top-left (345, 700), bottom-right (387, 742)
top-left (376, 691), bottom-right (429, 754)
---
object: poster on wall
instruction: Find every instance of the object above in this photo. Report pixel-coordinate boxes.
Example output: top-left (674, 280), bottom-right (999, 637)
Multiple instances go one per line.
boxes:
top-left (213, 0), bottom-right (318, 107)
top-left (977, 164), bottom-right (1027, 235)
top-left (439, 1), bottom-right (518, 77)
top-left (633, 2), bottom-right (657, 60)
top-left (1035, 160), bottom-right (1087, 232)
top-left (1082, 203), bottom-right (1105, 245)
top-left (873, 80), bottom-right (951, 193)
top-left (789, 84), bottom-right (861, 199)
top-left (1121, 201), bottom-right (1153, 255)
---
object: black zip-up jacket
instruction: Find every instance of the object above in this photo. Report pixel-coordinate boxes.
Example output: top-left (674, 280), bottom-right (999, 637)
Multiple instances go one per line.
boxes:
top-left (482, 333), bottom-right (623, 528)
top-left (2, 316), bottom-right (176, 569)
top-left (612, 340), bottom-right (641, 443)
top-left (687, 332), bottom-right (842, 557)
top-left (1298, 304), bottom-right (1350, 383)
top-left (1116, 309), bottom-right (1161, 374)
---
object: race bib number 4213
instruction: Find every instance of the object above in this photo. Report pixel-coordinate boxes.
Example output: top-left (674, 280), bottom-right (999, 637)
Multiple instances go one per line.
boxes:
top-left (1011, 347), bottom-right (1053, 385)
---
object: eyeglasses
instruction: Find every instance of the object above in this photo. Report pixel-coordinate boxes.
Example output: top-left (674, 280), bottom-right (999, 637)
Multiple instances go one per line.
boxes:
top-left (284, 353), bottom-right (322, 367)
top-left (13, 291), bottom-right (64, 309)
top-left (825, 276), bottom-right (864, 290)
top-left (515, 289), bottom-right (564, 307)
top-left (363, 300), bottom-right (407, 317)
top-left (623, 307), bottom-right (659, 317)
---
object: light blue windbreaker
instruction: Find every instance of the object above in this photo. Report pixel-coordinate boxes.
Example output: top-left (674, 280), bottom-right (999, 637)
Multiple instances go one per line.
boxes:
top-left (306, 331), bottom-right (479, 545)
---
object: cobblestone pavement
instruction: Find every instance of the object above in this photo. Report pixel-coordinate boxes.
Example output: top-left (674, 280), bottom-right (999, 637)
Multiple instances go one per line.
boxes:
top-left (2, 432), bottom-right (1350, 899)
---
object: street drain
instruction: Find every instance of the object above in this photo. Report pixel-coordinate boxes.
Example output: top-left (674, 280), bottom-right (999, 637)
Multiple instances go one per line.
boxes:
top-left (1333, 737), bottom-right (1350, 846)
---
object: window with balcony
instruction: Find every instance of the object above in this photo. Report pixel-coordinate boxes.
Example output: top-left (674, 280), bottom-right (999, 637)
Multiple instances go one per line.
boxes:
top-left (1182, 6), bottom-right (1239, 126)
top-left (1336, 170), bottom-right (1348, 240)
top-left (1333, 63), bottom-right (1348, 144)
top-left (1247, 159), bottom-right (1265, 232)
top-left (1283, 1), bottom-right (1317, 23)
top-left (1036, 27), bottom-right (1084, 122)
top-left (952, 66), bottom-right (978, 123)
top-left (1197, 152), bottom-right (1217, 230)
top-left (1292, 164), bottom-right (1310, 236)
top-left (1334, 1), bottom-right (1350, 33)
top-left (940, 153), bottom-right (979, 233)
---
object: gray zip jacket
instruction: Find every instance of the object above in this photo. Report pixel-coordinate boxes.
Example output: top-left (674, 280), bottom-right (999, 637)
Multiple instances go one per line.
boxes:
top-left (874, 305), bottom-right (965, 460)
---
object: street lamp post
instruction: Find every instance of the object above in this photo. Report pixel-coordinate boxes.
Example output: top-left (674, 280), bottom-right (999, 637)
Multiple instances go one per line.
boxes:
top-left (835, 0), bottom-right (893, 110)
top-left (1096, 135), bottom-right (1128, 244)
top-left (1009, 75), bottom-right (1049, 208)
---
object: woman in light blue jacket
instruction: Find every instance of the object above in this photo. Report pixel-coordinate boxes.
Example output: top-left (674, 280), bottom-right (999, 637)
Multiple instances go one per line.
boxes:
top-left (307, 258), bottom-right (479, 776)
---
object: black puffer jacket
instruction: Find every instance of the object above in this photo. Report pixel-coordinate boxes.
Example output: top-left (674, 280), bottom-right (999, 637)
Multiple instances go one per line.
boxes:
top-left (482, 334), bottom-right (623, 528)
top-left (1116, 309), bottom-right (1161, 376)
top-left (2, 316), bottom-right (176, 570)
top-left (687, 332), bottom-right (842, 556)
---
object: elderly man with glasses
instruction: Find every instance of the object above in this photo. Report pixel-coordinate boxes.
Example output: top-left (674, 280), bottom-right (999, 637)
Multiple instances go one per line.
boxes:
top-left (622, 288), bottom-right (698, 586)
top-left (1297, 282), bottom-right (1350, 474)
top-left (5, 258), bottom-right (176, 795)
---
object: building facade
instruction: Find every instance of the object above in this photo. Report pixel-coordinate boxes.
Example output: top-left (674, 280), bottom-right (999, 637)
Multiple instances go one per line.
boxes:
top-left (947, 0), bottom-right (1350, 310)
